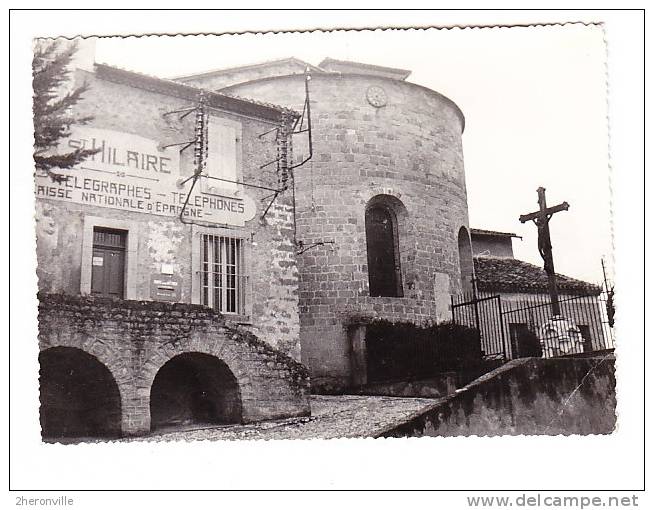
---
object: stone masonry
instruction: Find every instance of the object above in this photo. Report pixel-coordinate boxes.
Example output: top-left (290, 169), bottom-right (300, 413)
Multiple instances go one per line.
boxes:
top-left (38, 293), bottom-right (310, 436)
top-left (35, 64), bottom-right (302, 359)
top-left (183, 64), bottom-right (471, 391)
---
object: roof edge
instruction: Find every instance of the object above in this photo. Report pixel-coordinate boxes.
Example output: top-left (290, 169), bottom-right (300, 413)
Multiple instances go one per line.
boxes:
top-left (475, 282), bottom-right (602, 296)
top-left (318, 57), bottom-right (412, 80)
top-left (473, 255), bottom-right (602, 295)
top-left (219, 71), bottom-right (466, 133)
top-left (172, 57), bottom-right (326, 82)
top-left (471, 228), bottom-right (521, 239)
top-left (92, 63), bottom-right (300, 123)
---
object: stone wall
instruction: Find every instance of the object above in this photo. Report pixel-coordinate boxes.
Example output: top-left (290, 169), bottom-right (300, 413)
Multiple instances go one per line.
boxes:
top-left (216, 73), bottom-right (469, 391)
top-left (376, 356), bottom-right (616, 437)
top-left (34, 68), bottom-right (301, 360)
top-left (38, 293), bottom-right (310, 437)
top-left (471, 234), bottom-right (515, 258)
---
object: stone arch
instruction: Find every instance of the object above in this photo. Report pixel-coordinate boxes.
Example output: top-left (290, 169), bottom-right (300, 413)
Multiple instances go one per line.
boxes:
top-left (149, 352), bottom-right (242, 431)
top-left (39, 346), bottom-right (122, 440)
top-left (365, 194), bottom-right (407, 297)
top-left (457, 226), bottom-right (474, 295)
top-left (37, 294), bottom-right (310, 436)
top-left (138, 333), bottom-right (272, 426)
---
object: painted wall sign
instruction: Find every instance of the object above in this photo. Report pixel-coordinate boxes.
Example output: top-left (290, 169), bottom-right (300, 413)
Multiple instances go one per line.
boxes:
top-left (35, 126), bottom-right (257, 226)
top-left (150, 274), bottom-right (182, 302)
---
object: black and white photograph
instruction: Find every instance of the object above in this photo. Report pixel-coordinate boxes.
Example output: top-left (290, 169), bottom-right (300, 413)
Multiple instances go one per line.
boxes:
top-left (8, 8), bottom-right (645, 500)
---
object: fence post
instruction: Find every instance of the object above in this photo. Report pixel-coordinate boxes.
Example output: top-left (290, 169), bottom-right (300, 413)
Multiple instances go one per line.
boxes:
top-left (473, 295), bottom-right (481, 345)
top-left (498, 297), bottom-right (507, 361)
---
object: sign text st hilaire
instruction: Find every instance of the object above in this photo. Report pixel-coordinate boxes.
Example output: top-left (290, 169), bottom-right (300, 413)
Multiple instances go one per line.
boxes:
top-left (34, 127), bottom-right (256, 226)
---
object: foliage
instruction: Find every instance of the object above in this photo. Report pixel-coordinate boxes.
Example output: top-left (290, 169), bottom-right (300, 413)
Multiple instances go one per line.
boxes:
top-left (32, 40), bottom-right (98, 182)
top-left (347, 317), bottom-right (483, 382)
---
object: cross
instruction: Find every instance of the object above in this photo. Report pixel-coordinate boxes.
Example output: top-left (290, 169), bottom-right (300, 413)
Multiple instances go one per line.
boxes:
top-left (519, 187), bottom-right (570, 316)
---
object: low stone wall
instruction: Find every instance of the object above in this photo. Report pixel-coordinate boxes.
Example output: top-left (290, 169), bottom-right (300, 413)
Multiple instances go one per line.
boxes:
top-left (376, 356), bottom-right (616, 437)
top-left (38, 293), bottom-right (311, 437)
top-left (355, 374), bottom-right (457, 398)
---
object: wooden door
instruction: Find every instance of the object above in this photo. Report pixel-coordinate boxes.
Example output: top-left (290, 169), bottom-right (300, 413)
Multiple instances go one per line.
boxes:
top-left (91, 228), bottom-right (126, 299)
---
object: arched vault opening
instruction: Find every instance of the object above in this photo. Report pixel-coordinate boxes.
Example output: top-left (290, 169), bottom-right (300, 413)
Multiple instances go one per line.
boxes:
top-left (149, 352), bottom-right (242, 431)
top-left (39, 346), bottom-right (122, 440)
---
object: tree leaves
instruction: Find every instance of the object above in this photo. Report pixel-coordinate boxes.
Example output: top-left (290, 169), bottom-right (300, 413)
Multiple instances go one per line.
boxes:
top-left (32, 40), bottom-right (99, 182)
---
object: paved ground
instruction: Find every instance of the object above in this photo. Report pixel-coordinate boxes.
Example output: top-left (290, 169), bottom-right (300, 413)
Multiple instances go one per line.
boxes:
top-left (123, 395), bottom-right (438, 442)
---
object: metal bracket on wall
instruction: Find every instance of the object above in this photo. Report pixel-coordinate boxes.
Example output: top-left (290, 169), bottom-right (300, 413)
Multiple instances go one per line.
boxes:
top-left (161, 101), bottom-right (205, 153)
top-left (295, 240), bottom-right (335, 255)
top-left (257, 69), bottom-right (314, 222)
top-left (164, 91), bottom-right (289, 226)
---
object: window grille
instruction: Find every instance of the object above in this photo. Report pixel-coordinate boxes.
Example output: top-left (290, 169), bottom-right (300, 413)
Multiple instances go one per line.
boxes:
top-left (200, 234), bottom-right (246, 315)
top-left (93, 228), bottom-right (127, 249)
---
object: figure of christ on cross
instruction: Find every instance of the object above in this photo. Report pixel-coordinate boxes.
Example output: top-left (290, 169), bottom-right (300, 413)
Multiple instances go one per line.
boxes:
top-left (519, 187), bottom-right (570, 316)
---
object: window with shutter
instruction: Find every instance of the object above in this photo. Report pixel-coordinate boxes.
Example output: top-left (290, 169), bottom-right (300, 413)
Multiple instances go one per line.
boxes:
top-left (204, 121), bottom-right (239, 193)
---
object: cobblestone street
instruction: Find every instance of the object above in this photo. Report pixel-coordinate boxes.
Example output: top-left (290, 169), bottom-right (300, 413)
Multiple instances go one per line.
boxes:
top-left (124, 395), bottom-right (438, 442)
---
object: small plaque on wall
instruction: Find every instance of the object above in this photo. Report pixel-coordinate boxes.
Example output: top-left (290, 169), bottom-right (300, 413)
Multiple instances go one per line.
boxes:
top-left (150, 274), bottom-right (182, 302)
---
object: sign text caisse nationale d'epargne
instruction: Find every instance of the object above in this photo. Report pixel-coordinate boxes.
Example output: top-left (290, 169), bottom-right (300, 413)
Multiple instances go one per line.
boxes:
top-left (34, 127), bottom-right (256, 226)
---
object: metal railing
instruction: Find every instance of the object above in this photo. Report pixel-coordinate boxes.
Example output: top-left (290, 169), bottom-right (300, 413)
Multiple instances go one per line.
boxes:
top-left (452, 290), bottom-right (615, 360)
top-left (451, 294), bottom-right (506, 361)
top-left (499, 292), bottom-right (614, 358)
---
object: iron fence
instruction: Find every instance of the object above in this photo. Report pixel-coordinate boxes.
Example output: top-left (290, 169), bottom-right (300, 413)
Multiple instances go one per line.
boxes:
top-left (452, 290), bottom-right (615, 360)
top-left (499, 292), bottom-right (614, 358)
top-left (451, 294), bottom-right (506, 361)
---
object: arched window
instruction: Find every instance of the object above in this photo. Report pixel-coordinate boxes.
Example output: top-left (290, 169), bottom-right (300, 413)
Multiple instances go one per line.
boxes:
top-left (458, 226), bottom-right (474, 295)
top-left (365, 203), bottom-right (403, 297)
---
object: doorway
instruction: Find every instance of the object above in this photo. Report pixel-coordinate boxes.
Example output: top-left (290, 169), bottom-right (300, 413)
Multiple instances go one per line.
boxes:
top-left (91, 227), bottom-right (127, 298)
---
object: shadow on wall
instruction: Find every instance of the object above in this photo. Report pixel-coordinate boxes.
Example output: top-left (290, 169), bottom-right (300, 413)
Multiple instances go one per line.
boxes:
top-left (377, 355), bottom-right (617, 437)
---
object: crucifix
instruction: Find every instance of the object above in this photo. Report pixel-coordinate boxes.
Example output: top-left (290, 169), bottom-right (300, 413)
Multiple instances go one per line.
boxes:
top-left (519, 187), bottom-right (570, 316)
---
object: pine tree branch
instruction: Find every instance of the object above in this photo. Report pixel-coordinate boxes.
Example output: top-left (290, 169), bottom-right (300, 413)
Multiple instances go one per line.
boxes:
top-left (34, 147), bottom-right (101, 175)
top-left (32, 40), bottom-right (98, 176)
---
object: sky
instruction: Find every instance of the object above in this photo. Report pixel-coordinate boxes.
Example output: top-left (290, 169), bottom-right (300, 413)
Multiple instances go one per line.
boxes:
top-left (91, 24), bottom-right (611, 285)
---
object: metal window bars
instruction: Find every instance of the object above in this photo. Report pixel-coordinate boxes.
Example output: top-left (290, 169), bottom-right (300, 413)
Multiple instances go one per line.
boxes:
top-left (200, 234), bottom-right (246, 315)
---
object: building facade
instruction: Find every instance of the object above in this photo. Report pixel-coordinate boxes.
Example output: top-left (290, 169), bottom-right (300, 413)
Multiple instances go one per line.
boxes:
top-left (35, 60), bottom-right (310, 438)
top-left (178, 58), bottom-right (474, 391)
top-left (467, 230), bottom-right (611, 360)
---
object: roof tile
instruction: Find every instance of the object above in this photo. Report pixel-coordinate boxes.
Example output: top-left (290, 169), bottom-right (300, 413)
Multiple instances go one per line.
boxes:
top-left (473, 256), bottom-right (601, 295)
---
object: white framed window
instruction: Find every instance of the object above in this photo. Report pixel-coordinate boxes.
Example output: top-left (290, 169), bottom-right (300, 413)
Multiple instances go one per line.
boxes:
top-left (199, 233), bottom-right (246, 315)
